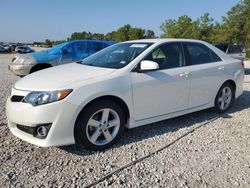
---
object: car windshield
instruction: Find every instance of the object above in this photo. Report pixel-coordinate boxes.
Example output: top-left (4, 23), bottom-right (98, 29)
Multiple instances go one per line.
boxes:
top-left (80, 42), bottom-right (152, 69)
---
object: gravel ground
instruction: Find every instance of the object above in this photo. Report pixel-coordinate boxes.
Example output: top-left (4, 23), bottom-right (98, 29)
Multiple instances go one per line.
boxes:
top-left (0, 54), bottom-right (250, 188)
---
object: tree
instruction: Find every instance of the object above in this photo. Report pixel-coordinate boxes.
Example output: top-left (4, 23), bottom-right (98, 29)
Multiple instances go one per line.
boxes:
top-left (45, 39), bottom-right (52, 47)
top-left (144, 30), bottom-right (156, 39)
top-left (114, 24), bottom-right (132, 41)
top-left (92, 33), bottom-right (105, 40)
top-left (160, 15), bottom-right (199, 39)
top-left (197, 13), bottom-right (214, 42)
top-left (105, 31), bottom-right (116, 41)
top-left (128, 27), bottom-right (145, 40)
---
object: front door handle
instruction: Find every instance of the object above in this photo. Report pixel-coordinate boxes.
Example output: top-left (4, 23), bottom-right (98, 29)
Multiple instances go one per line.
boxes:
top-left (218, 66), bottom-right (225, 71)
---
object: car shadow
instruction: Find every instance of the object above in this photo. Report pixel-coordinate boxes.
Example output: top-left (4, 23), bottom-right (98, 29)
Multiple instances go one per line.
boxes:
top-left (60, 90), bottom-right (250, 156)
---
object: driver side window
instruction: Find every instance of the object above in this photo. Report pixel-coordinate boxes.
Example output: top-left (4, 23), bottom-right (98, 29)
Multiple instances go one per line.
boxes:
top-left (145, 43), bottom-right (184, 70)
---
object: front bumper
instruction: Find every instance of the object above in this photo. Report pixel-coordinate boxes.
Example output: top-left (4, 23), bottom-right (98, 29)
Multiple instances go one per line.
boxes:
top-left (6, 89), bottom-right (82, 147)
top-left (9, 64), bottom-right (34, 76)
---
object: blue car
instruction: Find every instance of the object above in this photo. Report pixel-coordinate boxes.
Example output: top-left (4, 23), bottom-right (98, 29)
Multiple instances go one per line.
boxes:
top-left (9, 40), bottom-right (116, 76)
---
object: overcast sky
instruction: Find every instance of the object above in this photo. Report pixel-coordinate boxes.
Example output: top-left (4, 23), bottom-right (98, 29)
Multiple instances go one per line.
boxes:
top-left (0, 0), bottom-right (240, 43)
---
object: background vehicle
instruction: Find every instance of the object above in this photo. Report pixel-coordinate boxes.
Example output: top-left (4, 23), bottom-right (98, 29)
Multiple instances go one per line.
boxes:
top-left (0, 45), bottom-right (9, 53)
top-left (6, 39), bottom-right (244, 150)
top-left (15, 46), bottom-right (35, 54)
top-left (214, 43), bottom-right (246, 61)
top-left (9, 40), bottom-right (116, 76)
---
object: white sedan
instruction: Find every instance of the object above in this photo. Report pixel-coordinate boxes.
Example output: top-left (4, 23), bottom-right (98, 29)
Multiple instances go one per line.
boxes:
top-left (6, 39), bottom-right (244, 150)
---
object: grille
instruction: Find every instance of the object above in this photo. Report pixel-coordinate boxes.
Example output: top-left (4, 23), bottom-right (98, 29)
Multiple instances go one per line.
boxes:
top-left (11, 95), bottom-right (24, 102)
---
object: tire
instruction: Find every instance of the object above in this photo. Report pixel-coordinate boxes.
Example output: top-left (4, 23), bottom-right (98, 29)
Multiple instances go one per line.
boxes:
top-left (74, 100), bottom-right (125, 150)
top-left (215, 83), bottom-right (234, 113)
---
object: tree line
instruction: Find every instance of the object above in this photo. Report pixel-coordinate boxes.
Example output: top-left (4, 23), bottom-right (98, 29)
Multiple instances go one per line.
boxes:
top-left (45, 0), bottom-right (249, 56)
top-left (45, 24), bottom-right (155, 47)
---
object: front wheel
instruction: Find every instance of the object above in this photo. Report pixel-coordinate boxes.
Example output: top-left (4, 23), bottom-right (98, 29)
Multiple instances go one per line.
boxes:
top-left (215, 83), bottom-right (234, 113)
top-left (75, 100), bottom-right (125, 150)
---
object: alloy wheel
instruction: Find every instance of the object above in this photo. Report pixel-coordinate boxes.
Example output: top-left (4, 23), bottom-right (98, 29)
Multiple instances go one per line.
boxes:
top-left (218, 86), bottom-right (232, 110)
top-left (86, 108), bottom-right (120, 146)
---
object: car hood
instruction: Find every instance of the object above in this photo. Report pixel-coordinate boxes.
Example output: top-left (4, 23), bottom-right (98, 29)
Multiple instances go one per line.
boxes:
top-left (32, 49), bottom-right (58, 64)
top-left (13, 54), bottom-right (36, 65)
top-left (14, 63), bottom-right (116, 91)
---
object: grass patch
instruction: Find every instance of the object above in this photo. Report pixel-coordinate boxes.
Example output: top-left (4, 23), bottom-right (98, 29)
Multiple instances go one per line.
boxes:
top-left (247, 50), bottom-right (250, 59)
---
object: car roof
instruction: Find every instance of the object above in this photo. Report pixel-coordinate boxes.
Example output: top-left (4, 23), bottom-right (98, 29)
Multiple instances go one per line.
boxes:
top-left (66, 40), bottom-right (116, 45)
top-left (124, 38), bottom-right (209, 44)
top-left (51, 40), bottom-right (116, 50)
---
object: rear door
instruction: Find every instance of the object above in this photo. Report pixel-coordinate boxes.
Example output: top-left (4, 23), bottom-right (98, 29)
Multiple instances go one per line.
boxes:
top-left (183, 42), bottom-right (225, 108)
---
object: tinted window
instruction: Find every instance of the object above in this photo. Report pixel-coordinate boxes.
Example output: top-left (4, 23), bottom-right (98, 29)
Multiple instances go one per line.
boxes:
top-left (145, 43), bottom-right (184, 70)
top-left (75, 42), bottom-right (86, 52)
top-left (186, 43), bottom-right (213, 65)
top-left (93, 42), bottom-right (104, 52)
top-left (210, 50), bottom-right (222, 62)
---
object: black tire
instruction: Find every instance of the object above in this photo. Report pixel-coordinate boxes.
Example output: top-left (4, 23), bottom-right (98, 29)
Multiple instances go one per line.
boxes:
top-left (74, 100), bottom-right (125, 150)
top-left (214, 82), bottom-right (234, 113)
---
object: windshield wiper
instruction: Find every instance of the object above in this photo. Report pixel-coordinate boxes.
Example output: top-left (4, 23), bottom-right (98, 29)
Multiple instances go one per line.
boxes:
top-left (77, 61), bottom-right (94, 66)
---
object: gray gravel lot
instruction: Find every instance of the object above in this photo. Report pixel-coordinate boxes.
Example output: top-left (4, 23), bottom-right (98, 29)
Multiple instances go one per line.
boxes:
top-left (0, 53), bottom-right (250, 188)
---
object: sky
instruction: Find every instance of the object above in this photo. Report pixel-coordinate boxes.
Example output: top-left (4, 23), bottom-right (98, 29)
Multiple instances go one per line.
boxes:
top-left (0, 0), bottom-right (240, 43)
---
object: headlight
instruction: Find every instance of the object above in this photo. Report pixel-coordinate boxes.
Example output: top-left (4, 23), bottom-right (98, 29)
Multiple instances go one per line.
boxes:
top-left (24, 89), bottom-right (73, 106)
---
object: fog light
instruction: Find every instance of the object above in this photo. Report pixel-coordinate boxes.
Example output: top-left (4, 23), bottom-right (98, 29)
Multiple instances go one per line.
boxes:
top-left (34, 124), bottom-right (51, 139)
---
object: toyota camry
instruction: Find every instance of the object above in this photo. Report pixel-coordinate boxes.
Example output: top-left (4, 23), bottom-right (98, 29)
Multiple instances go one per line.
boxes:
top-left (6, 39), bottom-right (244, 150)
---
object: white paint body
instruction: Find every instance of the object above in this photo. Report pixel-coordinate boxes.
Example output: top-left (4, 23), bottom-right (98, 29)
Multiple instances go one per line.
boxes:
top-left (6, 39), bottom-right (244, 147)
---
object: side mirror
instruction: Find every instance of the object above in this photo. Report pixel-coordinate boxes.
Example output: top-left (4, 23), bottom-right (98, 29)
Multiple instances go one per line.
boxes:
top-left (140, 60), bottom-right (159, 72)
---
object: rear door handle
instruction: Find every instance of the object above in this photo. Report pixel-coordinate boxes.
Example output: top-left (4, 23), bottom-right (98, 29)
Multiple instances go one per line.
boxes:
top-left (218, 66), bottom-right (225, 71)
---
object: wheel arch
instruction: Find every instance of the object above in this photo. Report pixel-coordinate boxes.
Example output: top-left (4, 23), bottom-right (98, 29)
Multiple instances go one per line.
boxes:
top-left (214, 79), bottom-right (236, 105)
top-left (30, 63), bottom-right (52, 73)
top-left (75, 95), bottom-right (130, 126)
top-left (223, 80), bottom-right (236, 98)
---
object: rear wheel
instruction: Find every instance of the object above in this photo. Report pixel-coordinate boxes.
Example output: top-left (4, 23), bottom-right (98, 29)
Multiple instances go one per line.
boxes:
top-left (75, 100), bottom-right (125, 150)
top-left (215, 83), bottom-right (234, 113)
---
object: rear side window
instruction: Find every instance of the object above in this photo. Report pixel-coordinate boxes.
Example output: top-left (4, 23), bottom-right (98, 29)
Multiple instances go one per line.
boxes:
top-left (210, 50), bottom-right (222, 62)
top-left (93, 42), bottom-right (104, 52)
top-left (185, 43), bottom-right (221, 65)
top-left (75, 42), bottom-right (86, 52)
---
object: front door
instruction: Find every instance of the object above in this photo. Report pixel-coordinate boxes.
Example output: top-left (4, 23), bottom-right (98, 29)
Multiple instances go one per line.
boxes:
top-left (131, 42), bottom-right (190, 121)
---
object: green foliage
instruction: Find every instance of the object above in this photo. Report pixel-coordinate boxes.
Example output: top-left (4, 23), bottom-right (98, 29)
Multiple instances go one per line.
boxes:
top-left (160, 15), bottom-right (199, 39)
top-left (45, 39), bottom-right (52, 47)
top-left (64, 24), bottom-right (156, 42)
top-left (247, 50), bottom-right (250, 59)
